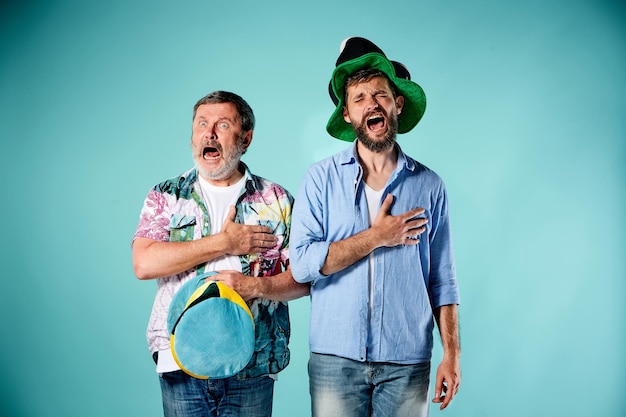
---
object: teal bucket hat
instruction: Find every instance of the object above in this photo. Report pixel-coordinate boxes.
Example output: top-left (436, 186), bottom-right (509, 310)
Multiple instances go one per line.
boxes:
top-left (167, 272), bottom-right (255, 379)
top-left (327, 37), bottom-right (427, 142)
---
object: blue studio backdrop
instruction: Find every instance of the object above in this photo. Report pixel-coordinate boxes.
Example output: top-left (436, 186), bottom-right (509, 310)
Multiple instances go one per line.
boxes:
top-left (0, 1), bottom-right (624, 416)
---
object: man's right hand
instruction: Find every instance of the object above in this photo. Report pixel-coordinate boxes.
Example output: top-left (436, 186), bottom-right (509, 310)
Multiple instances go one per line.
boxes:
top-left (320, 194), bottom-right (428, 276)
top-left (133, 206), bottom-right (278, 280)
top-left (220, 206), bottom-right (278, 255)
top-left (372, 194), bottom-right (428, 247)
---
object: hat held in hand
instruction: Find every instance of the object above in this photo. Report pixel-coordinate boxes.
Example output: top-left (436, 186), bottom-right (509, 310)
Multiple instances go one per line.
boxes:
top-left (327, 36), bottom-right (427, 142)
top-left (167, 272), bottom-right (255, 379)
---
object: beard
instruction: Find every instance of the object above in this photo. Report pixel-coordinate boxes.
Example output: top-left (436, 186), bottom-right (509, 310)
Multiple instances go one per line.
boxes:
top-left (193, 135), bottom-right (246, 181)
top-left (354, 111), bottom-right (399, 153)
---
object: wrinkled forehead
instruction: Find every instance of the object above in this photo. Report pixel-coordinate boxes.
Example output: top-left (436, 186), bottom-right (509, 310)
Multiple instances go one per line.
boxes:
top-left (193, 102), bottom-right (241, 123)
top-left (345, 75), bottom-right (396, 98)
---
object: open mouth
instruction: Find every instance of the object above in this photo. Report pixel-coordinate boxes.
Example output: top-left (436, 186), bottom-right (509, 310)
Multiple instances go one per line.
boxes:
top-left (202, 146), bottom-right (221, 160)
top-left (366, 114), bottom-right (386, 132)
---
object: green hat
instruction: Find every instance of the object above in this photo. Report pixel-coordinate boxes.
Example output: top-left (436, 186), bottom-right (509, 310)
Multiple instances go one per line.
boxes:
top-left (326, 37), bottom-right (427, 142)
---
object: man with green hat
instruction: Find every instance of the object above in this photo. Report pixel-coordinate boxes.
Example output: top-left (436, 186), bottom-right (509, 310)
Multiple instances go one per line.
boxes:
top-left (291, 37), bottom-right (461, 416)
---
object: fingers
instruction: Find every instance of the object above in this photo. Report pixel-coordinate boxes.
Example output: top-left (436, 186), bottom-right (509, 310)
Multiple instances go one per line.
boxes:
top-left (251, 225), bottom-right (277, 244)
top-left (403, 213), bottom-right (427, 244)
top-left (253, 236), bottom-right (278, 250)
top-left (234, 232), bottom-right (276, 256)
top-left (380, 195), bottom-right (426, 226)
top-left (441, 383), bottom-right (453, 410)
top-left (373, 196), bottom-right (428, 247)
top-left (221, 205), bottom-right (239, 231)
top-left (432, 382), bottom-right (452, 410)
top-left (212, 271), bottom-right (256, 300)
top-left (243, 225), bottom-right (277, 253)
top-left (406, 219), bottom-right (427, 238)
top-left (432, 372), bottom-right (460, 410)
top-left (254, 224), bottom-right (274, 235)
top-left (227, 205), bottom-right (236, 222)
top-left (440, 382), bottom-right (458, 410)
top-left (378, 194), bottom-right (427, 228)
top-left (432, 371), bottom-right (444, 404)
top-left (432, 356), bottom-right (461, 410)
top-left (403, 207), bottom-right (426, 224)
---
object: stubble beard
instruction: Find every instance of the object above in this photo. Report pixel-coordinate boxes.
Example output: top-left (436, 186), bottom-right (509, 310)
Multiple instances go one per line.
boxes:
top-left (193, 135), bottom-right (246, 181)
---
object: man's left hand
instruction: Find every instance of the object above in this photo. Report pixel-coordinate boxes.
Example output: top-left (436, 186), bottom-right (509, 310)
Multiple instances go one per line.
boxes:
top-left (212, 270), bottom-right (259, 301)
top-left (432, 354), bottom-right (461, 410)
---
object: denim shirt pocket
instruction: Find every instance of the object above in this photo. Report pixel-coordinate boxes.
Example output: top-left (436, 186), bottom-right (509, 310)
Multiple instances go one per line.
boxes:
top-left (169, 214), bottom-right (196, 242)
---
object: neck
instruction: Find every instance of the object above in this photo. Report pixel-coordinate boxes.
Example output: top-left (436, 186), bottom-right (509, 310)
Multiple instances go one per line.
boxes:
top-left (356, 142), bottom-right (398, 190)
top-left (199, 165), bottom-right (244, 187)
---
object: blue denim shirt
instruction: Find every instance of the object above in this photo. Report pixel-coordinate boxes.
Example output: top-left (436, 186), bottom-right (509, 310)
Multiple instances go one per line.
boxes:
top-left (291, 143), bottom-right (459, 364)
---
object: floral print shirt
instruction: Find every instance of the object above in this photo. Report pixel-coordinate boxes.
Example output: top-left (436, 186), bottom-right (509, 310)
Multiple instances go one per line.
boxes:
top-left (133, 165), bottom-right (294, 378)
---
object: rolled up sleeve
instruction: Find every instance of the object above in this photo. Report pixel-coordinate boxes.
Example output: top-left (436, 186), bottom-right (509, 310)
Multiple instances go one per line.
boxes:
top-left (427, 185), bottom-right (460, 308)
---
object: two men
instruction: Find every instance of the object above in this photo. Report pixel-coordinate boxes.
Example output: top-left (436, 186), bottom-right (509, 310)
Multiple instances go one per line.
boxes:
top-left (133, 37), bottom-right (461, 417)
top-left (132, 91), bottom-right (309, 416)
top-left (290, 37), bottom-right (461, 416)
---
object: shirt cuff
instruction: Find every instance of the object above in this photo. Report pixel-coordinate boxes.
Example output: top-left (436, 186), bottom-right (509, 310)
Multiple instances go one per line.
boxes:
top-left (292, 240), bottom-right (331, 284)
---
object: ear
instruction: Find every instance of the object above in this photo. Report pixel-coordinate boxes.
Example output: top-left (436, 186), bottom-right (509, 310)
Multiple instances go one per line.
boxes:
top-left (395, 95), bottom-right (405, 115)
top-left (241, 130), bottom-right (253, 151)
top-left (342, 106), bottom-right (352, 124)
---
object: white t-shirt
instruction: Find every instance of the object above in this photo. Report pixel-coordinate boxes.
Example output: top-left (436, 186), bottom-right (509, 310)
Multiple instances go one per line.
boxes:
top-left (197, 174), bottom-right (246, 273)
top-left (363, 183), bottom-right (383, 311)
top-left (156, 174), bottom-right (247, 374)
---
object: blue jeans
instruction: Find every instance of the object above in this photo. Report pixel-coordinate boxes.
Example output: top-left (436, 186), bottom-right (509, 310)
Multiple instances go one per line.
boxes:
top-left (309, 353), bottom-right (431, 417)
top-left (159, 370), bottom-right (274, 417)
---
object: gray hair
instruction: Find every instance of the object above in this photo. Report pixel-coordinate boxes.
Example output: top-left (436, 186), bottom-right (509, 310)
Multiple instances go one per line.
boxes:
top-left (192, 91), bottom-right (255, 132)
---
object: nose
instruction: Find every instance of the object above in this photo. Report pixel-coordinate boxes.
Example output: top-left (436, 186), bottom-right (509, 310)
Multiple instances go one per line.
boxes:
top-left (364, 94), bottom-right (380, 111)
top-left (204, 126), bottom-right (217, 140)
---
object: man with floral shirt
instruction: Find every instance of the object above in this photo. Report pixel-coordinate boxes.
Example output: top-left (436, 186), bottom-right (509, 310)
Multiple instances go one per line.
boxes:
top-left (132, 90), bottom-right (309, 417)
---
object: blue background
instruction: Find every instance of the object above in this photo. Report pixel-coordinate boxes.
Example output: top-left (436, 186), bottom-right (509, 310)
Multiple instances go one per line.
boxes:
top-left (1, 1), bottom-right (624, 416)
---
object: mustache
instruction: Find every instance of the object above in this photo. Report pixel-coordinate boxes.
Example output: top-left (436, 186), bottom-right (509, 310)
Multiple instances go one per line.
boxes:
top-left (362, 107), bottom-right (388, 123)
top-left (201, 140), bottom-right (222, 152)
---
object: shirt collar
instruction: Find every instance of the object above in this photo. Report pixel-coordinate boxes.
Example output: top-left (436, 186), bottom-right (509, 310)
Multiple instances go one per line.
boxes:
top-left (239, 162), bottom-right (259, 194)
top-left (338, 141), bottom-right (416, 173)
top-left (186, 162), bottom-right (257, 191)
